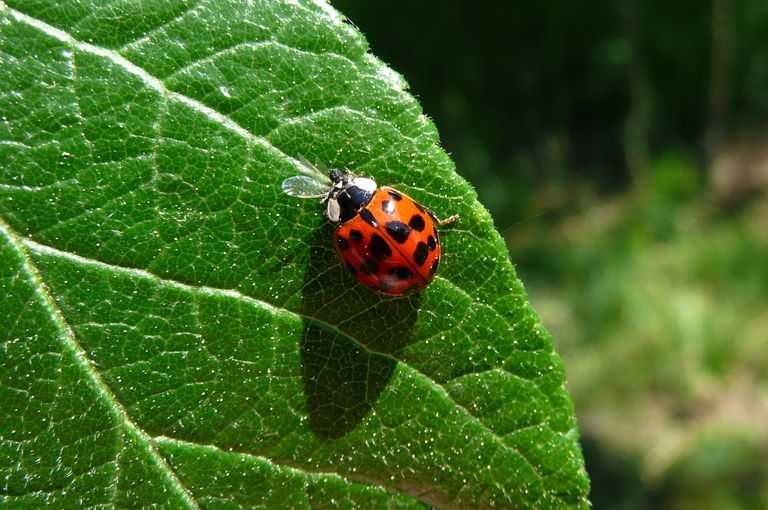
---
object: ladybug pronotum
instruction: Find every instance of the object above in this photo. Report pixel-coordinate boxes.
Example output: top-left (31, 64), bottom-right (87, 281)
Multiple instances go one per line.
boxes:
top-left (282, 158), bottom-right (457, 296)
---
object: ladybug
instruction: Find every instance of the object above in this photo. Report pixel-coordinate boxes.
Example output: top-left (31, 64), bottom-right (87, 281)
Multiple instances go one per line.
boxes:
top-left (282, 157), bottom-right (457, 296)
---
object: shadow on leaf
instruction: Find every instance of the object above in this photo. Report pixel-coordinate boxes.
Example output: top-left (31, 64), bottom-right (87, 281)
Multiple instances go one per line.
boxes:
top-left (300, 223), bottom-right (420, 439)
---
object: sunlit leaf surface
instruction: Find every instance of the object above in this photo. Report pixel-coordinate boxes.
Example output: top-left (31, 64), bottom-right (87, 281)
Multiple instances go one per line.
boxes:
top-left (0, 1), bottom-right (589, 508)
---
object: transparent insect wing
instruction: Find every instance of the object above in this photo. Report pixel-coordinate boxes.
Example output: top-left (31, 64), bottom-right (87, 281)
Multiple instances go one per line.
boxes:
top-left (281, 175), bottom-right (330, 198)
top-left (296, 154), bottom-right (330, 180)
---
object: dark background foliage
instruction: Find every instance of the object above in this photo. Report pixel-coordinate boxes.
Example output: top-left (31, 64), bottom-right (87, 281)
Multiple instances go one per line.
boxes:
top-left (333, 0), bottom-right (768, 508)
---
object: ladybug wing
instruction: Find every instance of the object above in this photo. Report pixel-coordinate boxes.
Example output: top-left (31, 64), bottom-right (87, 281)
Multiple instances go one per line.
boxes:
top-left (334, 187), bottom-right (441, 296)
top-left (373, 187), bottom-right (442, 285)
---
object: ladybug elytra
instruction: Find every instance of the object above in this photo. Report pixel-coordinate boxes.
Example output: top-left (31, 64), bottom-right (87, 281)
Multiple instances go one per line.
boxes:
top-left (282, 158), bottom-right (456, 296)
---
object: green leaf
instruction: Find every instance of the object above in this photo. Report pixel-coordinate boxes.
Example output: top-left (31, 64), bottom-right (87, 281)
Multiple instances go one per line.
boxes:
top-left (0, 1), bottom-right (589, 508)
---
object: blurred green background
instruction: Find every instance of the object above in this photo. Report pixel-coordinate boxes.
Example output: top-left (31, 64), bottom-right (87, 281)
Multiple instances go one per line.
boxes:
top-left (332, 1), bottom-right (768, 508)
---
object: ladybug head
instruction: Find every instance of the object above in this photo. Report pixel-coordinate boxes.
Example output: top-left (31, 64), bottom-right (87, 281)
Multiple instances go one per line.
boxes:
top-left (325, 168), bottom-right (377, 222)
top-left (328, 168), bottom-right (345, 184)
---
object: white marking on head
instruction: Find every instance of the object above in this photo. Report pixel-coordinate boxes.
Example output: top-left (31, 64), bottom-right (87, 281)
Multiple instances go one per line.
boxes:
top-left (326, 199), bottom-right (341, 222)
top-left (353, 177), bottom-right (377, 193)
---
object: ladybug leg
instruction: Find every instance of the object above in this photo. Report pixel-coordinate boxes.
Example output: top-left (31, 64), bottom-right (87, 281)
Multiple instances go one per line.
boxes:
top-left (424, 206), bottom-right (458, 226)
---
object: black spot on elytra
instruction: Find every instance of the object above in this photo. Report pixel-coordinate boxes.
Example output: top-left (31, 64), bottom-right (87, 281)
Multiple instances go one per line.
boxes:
top-left (370, 234), bottom-right (392, 260)
top-left (346, 262), bottom-right (358, 275)
top-left (337, 236), bottom-right (349, 250)
top-left (389, 266), bottom-right (413, 280)
top-left (429, 257), bottom-right (439, 275)
top-left (427, 235), bottom-right (437, 251)
top-left (385, 221), bottom-right (411, 243)
top-left (408, 214), bottom-right (425, 232)
top-left (359, 258), bottom-right (378, 275)
top-left (359, 208), bottom-right (377, 227)
top-left (381, 200), bottom-right (396, 214)
top-left (349, 230), bottom-right (363, 243)
top-left (387, 190), bottom-right (402, 201)
top-left (413, 242), bottom-right (428, 266)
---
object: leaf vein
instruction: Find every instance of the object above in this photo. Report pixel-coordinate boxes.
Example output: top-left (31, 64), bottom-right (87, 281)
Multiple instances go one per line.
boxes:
top-left (0, 217), bottom-right (201, 509)
top-left (152, 434), bottom-right (429, 503)
top-left (7, 6), bottom-right (293, 172)
top-left (21, 238), bottom-right (547, 483)
top-left (117, 1), bottom-right (202, 54)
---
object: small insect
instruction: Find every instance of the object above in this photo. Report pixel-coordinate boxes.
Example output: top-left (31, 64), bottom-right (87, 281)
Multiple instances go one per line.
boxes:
top-left (282, 157), bottom-right (457, 296)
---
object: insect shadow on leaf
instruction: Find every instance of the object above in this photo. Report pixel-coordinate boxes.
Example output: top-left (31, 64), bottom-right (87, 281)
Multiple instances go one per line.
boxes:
top-left (300, 222), bottom-right (421, 439)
